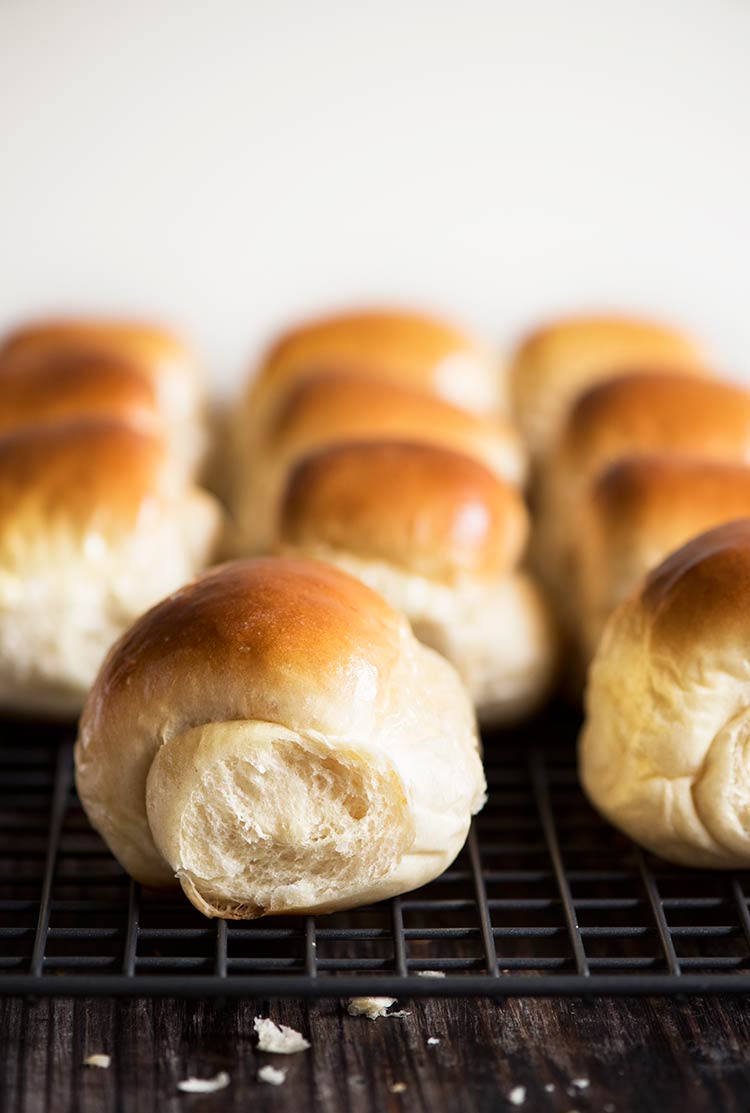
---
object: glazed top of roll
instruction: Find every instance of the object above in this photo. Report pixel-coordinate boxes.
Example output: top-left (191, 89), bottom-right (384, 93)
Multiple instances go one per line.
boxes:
top-left (262, 371), bottom-right (526, 487)
top-left (248, 306), bottom-right (501, 416)
top-left (557, 371), bottom-right (750, 479)
top-left (587, 456), bottom-right (750, 551)
top-left (0, 352), bottom-right (163, 437)
top-left (639, 518), bottom-right (750, 654)
top-left (509, 313), bottom-right (707, 458)
top-left (0, 419), bottom-right (177, 541)
top-left (84, 557), bottom-right (411, 743)
top-left (279, 441), bottom-right (528, 582)
top-left (0, 317), bottom-right (202, 423)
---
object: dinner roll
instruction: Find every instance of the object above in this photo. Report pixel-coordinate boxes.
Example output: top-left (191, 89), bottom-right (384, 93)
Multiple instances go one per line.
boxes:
top-left (580, 519), bottom-right (750, 869)
top-left (277, 441), bottom-right (555, 724)
top-left (0, 318), bottom-right (205, 469)
top-left (242, 306), bottom-right (503, 433)
top-left (509, 313), bottom-right (707, 462)
top-left (0, 352), bottom-right (163, 438)
top-left (231, 371), bottom-right (526, 555)
top-left (75, 557), bottom-right (486, 915)
top-left (579, 457), bottom-right (750, 659)
top-left (535, 372), bottom-right (750, 642)
top-left (0, 420), bottom-right (222, 717)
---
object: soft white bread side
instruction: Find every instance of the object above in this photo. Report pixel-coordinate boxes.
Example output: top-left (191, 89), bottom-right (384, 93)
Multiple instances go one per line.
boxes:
top-left (278, 442), bottom-right (555, 724)
top-left (231, 371), bottom-right (526, 555)
top-left (578, 457), bottom-right (750, 660)
top-left (508, 312), bottom-right (707, 463)
top-left (0, 420), bottom-right (222, 717)
top-left (534, 371), bottom-right (750, 647)
top-left (75, 557), bottom-right (486, 916)
top-left (0, 318), bottom-right (205, 471)
top-left (580, 519), bottom-right (750, 868)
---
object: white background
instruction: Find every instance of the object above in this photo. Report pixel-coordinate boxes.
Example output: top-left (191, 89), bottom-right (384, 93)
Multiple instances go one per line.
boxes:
top-left (1, 0), bottom-right (748, 394)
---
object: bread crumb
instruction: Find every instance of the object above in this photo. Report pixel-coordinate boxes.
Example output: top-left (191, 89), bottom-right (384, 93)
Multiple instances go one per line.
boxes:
top-left (176, 1072), bottom-right (230, 1093)
top-left (416, 970), bottom-right (446, 978)
top-left (427, 1037), bottom-right (440, 1045)
top-left (509, 1085), bottom-right (526, 1105)
top-left (254, 1017), bottom-right (310, 1053)
top-left (83, 1054), bottom-right (110, 1069)
top-left (258, 1065), bottom-right (286, 1086)
top-left (346, 997), bottom-right (409, 1019)
top-left (572, 1078), bottom-right (590, 1089)
top-left (347, 996), bottom-right (395, 1019)
top-left (389, 1082), bottom-right (407, 1093)
top-left (544, 1083), bottom-right (555, 1092)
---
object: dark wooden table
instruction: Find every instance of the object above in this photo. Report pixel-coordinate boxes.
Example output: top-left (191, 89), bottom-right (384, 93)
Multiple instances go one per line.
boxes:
top-left (4, 994), bottom-right (750, 1112)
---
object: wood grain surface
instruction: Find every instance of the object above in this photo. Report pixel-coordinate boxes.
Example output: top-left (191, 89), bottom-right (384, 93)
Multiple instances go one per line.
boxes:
top-left (3, 994), bottom-right (750, 1112)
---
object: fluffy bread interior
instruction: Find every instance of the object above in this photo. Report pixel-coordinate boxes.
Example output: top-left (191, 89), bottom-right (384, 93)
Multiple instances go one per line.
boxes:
top-left (146, 720), bottom-right (414, 917)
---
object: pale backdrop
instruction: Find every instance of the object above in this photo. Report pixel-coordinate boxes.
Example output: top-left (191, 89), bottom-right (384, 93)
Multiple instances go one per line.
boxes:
top-left (1, 0), bottom-right (748, 393)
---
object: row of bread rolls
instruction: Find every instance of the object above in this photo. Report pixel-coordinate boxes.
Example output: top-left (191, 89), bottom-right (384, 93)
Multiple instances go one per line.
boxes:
top-left (228, 308), bottom-right (555, 725)
top-left (508, 314), bottom-right (750, 870)
top-left (509, 316), bottom-right (749, 671)
top-left (76, 307), bottom-right (506, 917)
top-left (0, 319), bottom-right (222, 716)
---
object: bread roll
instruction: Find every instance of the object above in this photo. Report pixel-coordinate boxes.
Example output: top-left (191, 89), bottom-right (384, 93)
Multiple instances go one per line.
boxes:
top-left (579, 457), bottom-right (750, 659)
top-left (0, 420), bottom-right (222, 717)
top-left (278, 441), bottom-right (554, 724)
top-left (509, 313), bottom-right (707, 463)
top-left (0, 352), bottom-right (163, 438)
top-left (0, 318), bottom-right (205, 470)
top-left (580, 519), bottom-right (750, 869)
top-left (242, 306), bottom-right (503, 437)
top-left (231, 371), bottom-right (526, 555)
top-left (535, 371), bottom-right (750, 643)
top-left (75, 556), bottom-right (486, 916)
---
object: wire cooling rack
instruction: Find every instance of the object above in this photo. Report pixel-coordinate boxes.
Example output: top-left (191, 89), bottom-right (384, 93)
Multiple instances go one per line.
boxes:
top-left (2, 710), bottom-right (750, 997)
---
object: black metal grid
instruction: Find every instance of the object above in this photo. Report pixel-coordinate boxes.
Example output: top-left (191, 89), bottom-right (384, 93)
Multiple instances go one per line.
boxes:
top-left (3, 712), bottom-right (750, 997)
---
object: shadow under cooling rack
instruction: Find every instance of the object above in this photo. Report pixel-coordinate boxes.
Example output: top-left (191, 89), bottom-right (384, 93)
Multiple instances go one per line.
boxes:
top-left (2, 712), bottom-right (750, 997)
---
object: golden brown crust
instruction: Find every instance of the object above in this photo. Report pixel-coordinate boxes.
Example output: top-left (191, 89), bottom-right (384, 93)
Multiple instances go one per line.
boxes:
top-left (279, 441), bottom-right (528, 581)
top-left (513, 312), bottom-right (705, 378)
top-left (0, 318), bottom-right (194, 381)
top-left (0, 420), bottom-right (169, 533)
top-left (85, 557), bottom-right (409, 742)
top-left (266, 372), bottom-right (525, 483)
top-left (560, 372), bottom-right (750, 475)
top-left (0, 353), bottom-right (162, 435)
top-left (640, 518), bottom-right (750, 650)
top-left (254, 306), bottom-right (496, 403)
top-left (589, 457), bottom-right (750, 545)
top-left (509, 313), bottom-right (707, 458)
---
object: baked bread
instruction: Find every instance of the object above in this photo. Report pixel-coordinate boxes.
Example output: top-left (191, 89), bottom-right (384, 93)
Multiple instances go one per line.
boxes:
top-left (578, 457), bottom-right (750, 659)
top-left (0, 318), bottom-right (205, 469)
top-left (277, 441), bottom-right (554, 724)
top-left (0, 420), bottom-right (222, 717)
top-left (509, 313), bottom-right (707, 463)
top-left (231, 371), bottom-right (526, 555)
top-left (534, 371), bottom-right (750, 643)
top-left (75, 556), bottom-right (486, 915)
top-left (0, 352), bottom-right (163, 438)
top-left (580, 519), bottom-right (750, 868)
top-left (241, 306), bottom-right (503, 436)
